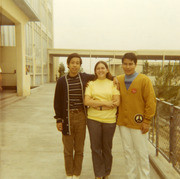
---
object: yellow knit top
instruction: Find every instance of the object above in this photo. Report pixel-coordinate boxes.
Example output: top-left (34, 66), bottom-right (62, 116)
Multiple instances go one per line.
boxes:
top-left (85, 79), bottom-right (120, 123)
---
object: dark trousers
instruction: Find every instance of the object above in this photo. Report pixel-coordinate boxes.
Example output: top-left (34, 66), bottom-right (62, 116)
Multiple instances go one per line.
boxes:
top-left (62, 111), bottom-right (86, 176)
top-left (87, 119), bottom-right (116, 177)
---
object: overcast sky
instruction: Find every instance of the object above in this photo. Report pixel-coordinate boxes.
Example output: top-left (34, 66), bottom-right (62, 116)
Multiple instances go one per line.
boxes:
top-left (53, 0), bottom-right (180, 50)
top-left (53, 0), bottom-right (180, 73)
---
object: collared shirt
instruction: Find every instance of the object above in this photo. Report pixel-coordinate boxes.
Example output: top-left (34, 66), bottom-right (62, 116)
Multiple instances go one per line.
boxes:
top-left (124, 72), bottom-right (138, 90)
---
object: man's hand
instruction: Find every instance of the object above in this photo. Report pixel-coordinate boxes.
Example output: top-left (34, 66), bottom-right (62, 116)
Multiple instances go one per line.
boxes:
top-left (141, 123), bottom-right (150, 134)
top-left (56, 122), bottom-right (63, 132)
top-left (112, 99), bottom-right (119, 107)
top-left (113, 77), bottom-right (120, 90)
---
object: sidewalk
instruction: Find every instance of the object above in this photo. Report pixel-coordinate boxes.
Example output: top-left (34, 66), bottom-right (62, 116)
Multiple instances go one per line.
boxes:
top-left (0, 83), bottom-right (160, 179)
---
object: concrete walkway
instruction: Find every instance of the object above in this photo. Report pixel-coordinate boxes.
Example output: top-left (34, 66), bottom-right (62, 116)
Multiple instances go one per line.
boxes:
top-left (0, 83), bottom-right (161, 179)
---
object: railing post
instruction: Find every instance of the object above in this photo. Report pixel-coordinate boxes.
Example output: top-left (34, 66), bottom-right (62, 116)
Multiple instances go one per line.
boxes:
top-left (152, 98), bottom-right (180, 174)
top-left (152, 113), bottom-right (156, 144)
top-left (170, 106), bottom-right (180, 174)
top-left (156, 99), bottom-right (160, 156)
top-left (169, 104), bottom-right (173, 162)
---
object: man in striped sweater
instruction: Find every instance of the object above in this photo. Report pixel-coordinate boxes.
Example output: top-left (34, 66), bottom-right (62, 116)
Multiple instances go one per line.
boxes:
top-left (54, 53), bottom-right (94, 179)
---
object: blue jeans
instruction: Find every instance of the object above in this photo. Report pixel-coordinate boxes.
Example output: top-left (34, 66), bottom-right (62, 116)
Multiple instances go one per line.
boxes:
top-left (87, 119), bottom-right (116, 177)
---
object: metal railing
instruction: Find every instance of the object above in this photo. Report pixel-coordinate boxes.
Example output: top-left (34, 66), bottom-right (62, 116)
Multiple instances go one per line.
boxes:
top-left (149, 99), bottom-right (180, 174)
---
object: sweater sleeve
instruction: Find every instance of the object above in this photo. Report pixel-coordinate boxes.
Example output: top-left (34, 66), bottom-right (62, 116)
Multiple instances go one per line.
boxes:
top-left (54, 79), bottom-right (63, 121)
top-left (82, 72), bottom-right (95, 81)
top-left (142, 77), bottom-right (156, 124)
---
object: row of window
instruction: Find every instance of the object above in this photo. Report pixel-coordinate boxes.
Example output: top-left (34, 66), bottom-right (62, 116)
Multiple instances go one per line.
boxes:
top-left (0, 0), bottom-right (53, 47)
top-left (0, 0), bottom-right (53, 85)
top-left (25, 0), bottom-right (53, 18)
top-left (0, 26), bottom-right (16, 46)
top-left (25, 22), bottom-right (52, 74)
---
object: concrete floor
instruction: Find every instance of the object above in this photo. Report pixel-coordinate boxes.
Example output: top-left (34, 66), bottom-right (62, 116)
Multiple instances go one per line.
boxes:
top-left (0, 83), bottom-right (161, 179)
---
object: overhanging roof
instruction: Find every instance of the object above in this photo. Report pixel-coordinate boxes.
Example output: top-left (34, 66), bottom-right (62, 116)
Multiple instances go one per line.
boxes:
top-left (0, 13), bottom-right (15, 25)
top-left (12, 0), bottom-right (39, 21)
top-left (48, 48), bottom-right (180, 60)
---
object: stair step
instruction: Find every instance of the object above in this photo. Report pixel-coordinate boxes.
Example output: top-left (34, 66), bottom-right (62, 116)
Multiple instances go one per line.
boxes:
top-left (0, 92), bottom-right (25, 109)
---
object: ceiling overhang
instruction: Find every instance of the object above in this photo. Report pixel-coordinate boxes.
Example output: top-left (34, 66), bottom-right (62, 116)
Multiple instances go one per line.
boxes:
top-left (48, 49), bottom-right (180, 61)
top-left (12, 0), bottom-right (39, 21)
top-left (0, 13), bottom-right (15, 25)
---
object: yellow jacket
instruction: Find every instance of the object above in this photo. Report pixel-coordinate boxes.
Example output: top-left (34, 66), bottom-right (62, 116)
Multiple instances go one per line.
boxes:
top-left (117, 74), bottom-right (156, 129)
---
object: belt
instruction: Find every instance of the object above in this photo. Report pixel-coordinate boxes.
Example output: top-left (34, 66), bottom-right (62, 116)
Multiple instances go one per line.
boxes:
top-left (70, 108), bottom-right (84, 113)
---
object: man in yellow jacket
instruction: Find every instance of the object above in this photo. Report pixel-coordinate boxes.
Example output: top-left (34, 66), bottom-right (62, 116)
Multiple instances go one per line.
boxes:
top-left (117, 53), bottom-right (156, 179)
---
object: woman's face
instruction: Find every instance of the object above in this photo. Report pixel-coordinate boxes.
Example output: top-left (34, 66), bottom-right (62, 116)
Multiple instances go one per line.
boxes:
top-left (95, 63), bottom-right (108, 79)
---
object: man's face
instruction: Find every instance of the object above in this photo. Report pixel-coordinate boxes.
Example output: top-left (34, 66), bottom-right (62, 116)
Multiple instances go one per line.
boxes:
top-left (122, 58), bottom-right (136, 75)
top-left (67, 57), bottom-right (81, 76)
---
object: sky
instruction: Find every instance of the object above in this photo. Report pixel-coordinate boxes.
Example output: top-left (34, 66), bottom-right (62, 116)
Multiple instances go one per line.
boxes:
top-left (53, 0), bottom-right (180, 72)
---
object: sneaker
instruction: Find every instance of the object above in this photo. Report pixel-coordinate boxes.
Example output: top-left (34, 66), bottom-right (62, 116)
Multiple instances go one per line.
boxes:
top-left (103, 176), bottom-right (108, 179)
top-left (73, 175), bottom-right (80, 179)
top-left (103, 175), bottom-right (109, 179)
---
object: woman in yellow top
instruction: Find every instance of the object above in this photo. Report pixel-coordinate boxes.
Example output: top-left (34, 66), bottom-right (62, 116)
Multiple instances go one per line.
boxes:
top-left (84, 61), bottom-right (120, 179)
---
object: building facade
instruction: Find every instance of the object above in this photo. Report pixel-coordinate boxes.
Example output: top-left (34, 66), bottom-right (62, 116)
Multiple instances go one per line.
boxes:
top-left (0, 0), bottom-right (53, 96)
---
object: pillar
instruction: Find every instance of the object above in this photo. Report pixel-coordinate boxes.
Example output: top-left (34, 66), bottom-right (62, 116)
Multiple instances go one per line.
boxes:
top-left (16, 22), bottom-right (30, 96)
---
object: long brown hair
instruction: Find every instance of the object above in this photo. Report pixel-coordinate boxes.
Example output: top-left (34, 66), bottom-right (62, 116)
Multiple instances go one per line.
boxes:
top-left (93, 61), bottom-right (113, 81)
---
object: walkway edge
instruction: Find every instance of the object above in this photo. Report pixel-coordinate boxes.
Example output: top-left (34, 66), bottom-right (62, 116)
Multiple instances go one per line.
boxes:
top-left (148, 142), bottom-right (180, 179)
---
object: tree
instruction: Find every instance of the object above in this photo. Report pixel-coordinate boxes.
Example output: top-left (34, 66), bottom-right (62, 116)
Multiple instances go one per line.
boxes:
top-left (58, 63), bottom-right (65, 77)
top-left (143, 60), bottom-right (149, 74)
top-left (142, 61), bottom-right (180, 105)
top-left (154, 62), bottom-right (180, 105)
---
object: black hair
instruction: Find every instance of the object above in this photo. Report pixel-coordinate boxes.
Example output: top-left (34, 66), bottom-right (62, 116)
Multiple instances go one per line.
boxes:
top-left (67, 53), bottom-right (82, 65)
top-left (122, 53), bottom-right (137, 64)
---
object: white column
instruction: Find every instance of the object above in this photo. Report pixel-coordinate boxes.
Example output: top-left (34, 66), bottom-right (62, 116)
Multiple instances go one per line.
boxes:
top-left (32, 23), bottom-right (36, 86)
top-left (16, 22), bottom-right (30, 96)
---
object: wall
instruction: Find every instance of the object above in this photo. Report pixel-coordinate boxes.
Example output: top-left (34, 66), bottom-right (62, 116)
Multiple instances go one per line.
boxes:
top-left (0, 46), bottom-right (17, 87)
